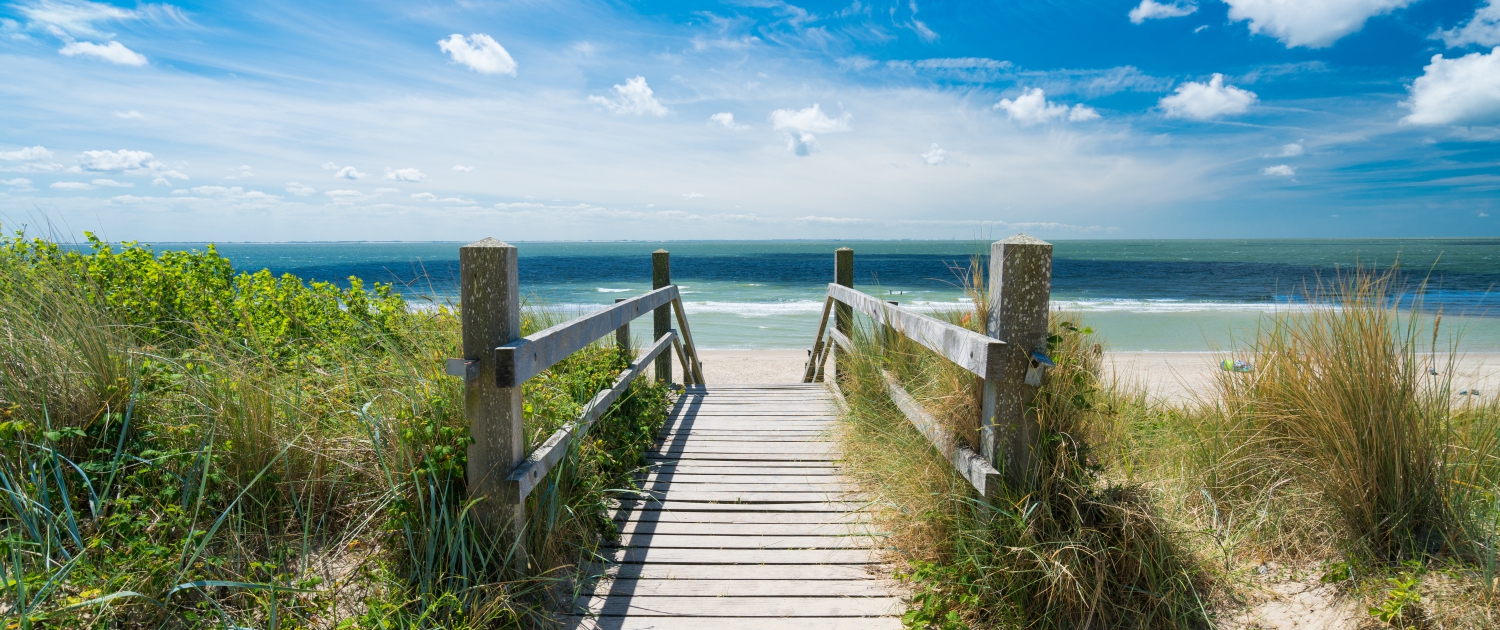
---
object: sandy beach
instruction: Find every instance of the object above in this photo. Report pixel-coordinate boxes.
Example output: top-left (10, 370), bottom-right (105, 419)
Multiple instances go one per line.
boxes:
top-left (698, 350), bottom-right (1500, 405)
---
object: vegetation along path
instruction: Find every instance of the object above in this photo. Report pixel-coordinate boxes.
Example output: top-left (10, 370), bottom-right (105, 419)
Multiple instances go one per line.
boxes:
top-left (570, 383), bottom-right (901, 629)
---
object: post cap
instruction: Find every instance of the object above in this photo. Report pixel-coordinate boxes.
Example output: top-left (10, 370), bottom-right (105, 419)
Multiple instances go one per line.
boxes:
top-left (999, 234), bottom-right (1051, 246)
top-left (463, 237), bottom-right (514, 249)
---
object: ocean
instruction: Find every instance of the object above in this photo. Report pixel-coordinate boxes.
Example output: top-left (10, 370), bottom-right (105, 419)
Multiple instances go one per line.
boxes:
top-left (161, 239), bottom-right (1500, 352)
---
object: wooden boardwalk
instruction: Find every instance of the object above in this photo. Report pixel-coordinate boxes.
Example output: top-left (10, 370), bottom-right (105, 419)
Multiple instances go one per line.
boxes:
top-left (569, 384), bottom-right (902, 629)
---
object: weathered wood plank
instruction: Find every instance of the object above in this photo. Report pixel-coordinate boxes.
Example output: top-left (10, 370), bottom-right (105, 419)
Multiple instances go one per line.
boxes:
top-left (632, 491), bottom-right (862, 503)
top-left (647, 453), bottom-right (840, 462)
top-left (590, 578), bottom-right (891, 597)
top-left (611, 533), bottom-right (874, 549)
top-left (615, 511), bottom-right (868, 525)
top-left (566, 615), bottom-right (901, 629)
top-left (577, 595), bottom-right (902, 617)
top-left (614, 500), bottom-right (865, 513)
top-left (602, 547), bottom-right (879, 565)
top-left (882, 371), bottom-right (1001, 498)
top-left (654, 443), bottom-right (837, 454)
top-left (495, 285), bottom-right (679, 387)
top-left (585, 562), bottom-right (880, 580)
top-left (643, 465), bottom-right (843, 476)
top-left (616, 521), bottom-right (880, 536)
top-left (639, 479), bottom-right (852, 491)
top-left (826, 283), bottom-right (1005, 379)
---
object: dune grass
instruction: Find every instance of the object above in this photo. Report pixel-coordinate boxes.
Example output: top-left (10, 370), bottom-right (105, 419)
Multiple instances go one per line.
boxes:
top-left (835, 264), bottom-right (1500, 628)
top-left (0, 231), bottom-right (668, 628)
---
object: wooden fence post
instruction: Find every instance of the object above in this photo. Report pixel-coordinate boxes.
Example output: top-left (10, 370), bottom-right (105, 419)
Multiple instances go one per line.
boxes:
top-left (653, 250), bottom-right (672, 384)
top-left (983, 234), bottom-right (1053, 489)
top-left (834, 248), bottom-right (854, 382)
top-left (460, 238), bottom-right (527, 548)
top-left (615, 297), bottom-right (631, 364)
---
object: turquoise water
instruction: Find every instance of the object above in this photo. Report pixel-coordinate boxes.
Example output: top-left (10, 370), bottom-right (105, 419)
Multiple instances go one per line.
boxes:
top-left (153, 239), bottom-right (1500, 351)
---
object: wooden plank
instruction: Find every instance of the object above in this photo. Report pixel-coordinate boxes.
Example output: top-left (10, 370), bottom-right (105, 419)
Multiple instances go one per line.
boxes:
top-left (567, 617), bottom-right (901, 630)
top-left (883, 371), bottom-right (1000, 498)
top-left (614, 501), bottom-right (864, 513)
top-left (632, 491), bottom-right (861, 503)
top-left (646, 453), bottom-right (840, 462)
top-left (577, 595), bottom-right (902, 617)
top-left (640, 479), bottom-right (852, 491)
top-left (612, 533), bottom-right (873, 549)
top-left (586, 562), bottom-right (880, 580)
top-left (590, 578), bottom-right (891, 598)
top-left (654, 443), bottom-right (837, 453)
top-left (616, 521), bottom-right (880, 536)
top-left (502, 332), bottom-right (677, 502)
top-left (495, 285), bottom-right (679, 386)
top-left (643, 465), bottom-right (842, 476)
top-left (826, 283), bottom-right (1005, 379)
top-left (616, 511), bottom-right (868, 525)
top-left (602, 547), bottom-right (880, 565)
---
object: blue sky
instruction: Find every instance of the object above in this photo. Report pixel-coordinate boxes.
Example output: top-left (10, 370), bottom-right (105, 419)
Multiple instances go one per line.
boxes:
top-left (1, 0), bottom-right (1498, 241)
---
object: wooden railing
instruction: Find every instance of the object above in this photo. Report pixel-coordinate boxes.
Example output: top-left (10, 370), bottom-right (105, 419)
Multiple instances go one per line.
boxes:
top-left (452, 239), bottom-right (703, 540)
top-left (804, 236), bottom-right (1055, 496)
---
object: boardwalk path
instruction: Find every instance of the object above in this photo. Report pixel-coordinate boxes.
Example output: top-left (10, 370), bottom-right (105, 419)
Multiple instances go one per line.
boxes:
top-left (571, 384), bottom-right (902, 629)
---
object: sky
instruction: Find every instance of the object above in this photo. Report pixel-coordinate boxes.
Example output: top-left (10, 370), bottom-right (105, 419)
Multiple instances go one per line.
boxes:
top-left (1, 0), bottom-right (1499, 242)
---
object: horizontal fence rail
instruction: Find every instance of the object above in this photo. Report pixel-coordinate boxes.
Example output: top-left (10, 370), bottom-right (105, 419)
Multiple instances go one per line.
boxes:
top-left (825, 284), bottom-right (1005, 380)
top-left (805, 282), bottom-right (1005, 497)
top-left (505, 330), bottom-right (679, 502)
top-left (495, 285), bottom-right (683, 387)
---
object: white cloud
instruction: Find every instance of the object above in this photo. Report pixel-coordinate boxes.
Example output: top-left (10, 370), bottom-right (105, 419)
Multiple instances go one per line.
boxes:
top-left (452, 164), bottom-right (473, 172)
top-left (438, 33), bottom-right (517, 76)
top-left (285, 182), bottom-right (315, 196)
top-left (1223, 0), bottom-right (1415, 49)
top-left (51, 181), bottom-right (92, 190)
top-left (682, 192), bottom-right (704, 199)
top-left (588, 76), bottom-right (669, 116)
top-left (322, 162), bottom-right (338, 170)
top-left (0, 145), bottom-right (53, 161)
top-left (374, 187), bottom-right (400, 194)
top-left (384, 167), bottom-right (427, 182)
top-left (334, 165), bottom-right (366, 180)
top-left (1438, 1), bottom-right (1500, 48)
top-left (151, 177), bottom-right (170, 186)
top-left (770, 104), bottom-right (852, 156)
top-left (1278, 141), bottom-right (1305, 156)
top-left (1158, 74), bottom-right (1257, 120)
top-left (90, 178), bottom-right (132, 187)
top-left (59, 40), bottom-right (146, 65)
top-left (994, 88), bottom-right (1100, 126)
top-left (1401, 48), bottom-right (1500, 126)
top-left (709, 112), bottom-right (748, 129)
top-left (1261, 164), bottom-right (1296, 176)
top-left (1129, 1), bottom-right (1198, 24)
top-left (76, 149), bottom-right (157, 172)
top-left (920, 144), bottom-right (948, 165)
top-left (1, 178), bottom-right (32, 186)
top-left (411, 192), bottom-right (436, 200)
top-left (114, 110), bottom-right (143, 119)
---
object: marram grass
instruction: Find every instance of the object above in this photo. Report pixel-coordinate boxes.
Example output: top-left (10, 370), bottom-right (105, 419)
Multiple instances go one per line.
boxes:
top-left (0, 231), bottom-right (668, 628)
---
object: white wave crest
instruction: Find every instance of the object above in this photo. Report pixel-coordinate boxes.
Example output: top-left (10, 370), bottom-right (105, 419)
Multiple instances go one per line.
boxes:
top-left (596, 287), bottom-right (632, 293)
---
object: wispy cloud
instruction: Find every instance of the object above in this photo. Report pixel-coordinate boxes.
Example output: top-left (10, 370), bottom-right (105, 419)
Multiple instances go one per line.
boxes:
top-left (1129, 1), bottom-right (1197, 24)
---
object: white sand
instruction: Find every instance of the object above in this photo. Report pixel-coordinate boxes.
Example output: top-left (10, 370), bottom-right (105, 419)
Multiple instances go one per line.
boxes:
top-left (692, 349), bottom-right (1500, 405)
top-left (697, 350), bottom-right (812, 385)
top-left (1108, 351), bottom-right (1500, 405)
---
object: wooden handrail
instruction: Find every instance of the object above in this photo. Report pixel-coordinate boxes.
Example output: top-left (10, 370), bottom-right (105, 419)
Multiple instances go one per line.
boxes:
top-left (882, 371), bottom-right (1000, 496)
top-left (807, 284), bottom-right (1006, 381)
top-left (504, 330), bottom-right (678, 502)
top-left (494, 285), bottom-right (681, 387)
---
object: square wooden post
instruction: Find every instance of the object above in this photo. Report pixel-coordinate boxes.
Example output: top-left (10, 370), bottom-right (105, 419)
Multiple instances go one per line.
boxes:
top-left (834, 248), bottom-right (854, 382)
top-left (983, 234), bottom-right (1052, 489)
top-left (653, 250), bottom-right (672, 384)
top-left (461, 238), bottom-right (527, 550)
top-left (615, 297), bottom-right (631, 364)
